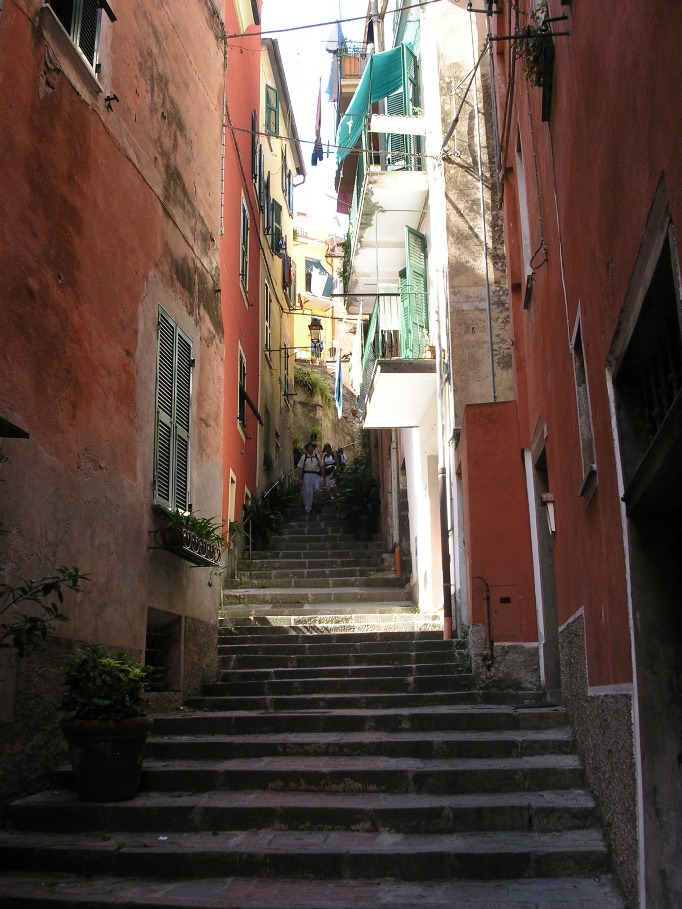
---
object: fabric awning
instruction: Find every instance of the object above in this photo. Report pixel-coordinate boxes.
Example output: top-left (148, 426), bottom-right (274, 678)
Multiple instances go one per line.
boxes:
top-left (335, 45), bottom-right (405, 164)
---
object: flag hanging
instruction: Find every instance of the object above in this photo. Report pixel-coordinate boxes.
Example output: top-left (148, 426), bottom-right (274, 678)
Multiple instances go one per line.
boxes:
top-left (312, 79), bottom-right (324, 166)
top-left (333, 346), bottom-right (343, 417)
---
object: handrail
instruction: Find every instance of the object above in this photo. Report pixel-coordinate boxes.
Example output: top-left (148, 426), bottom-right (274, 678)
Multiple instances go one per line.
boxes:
top-left (227, 473), bottom-right (296, 564)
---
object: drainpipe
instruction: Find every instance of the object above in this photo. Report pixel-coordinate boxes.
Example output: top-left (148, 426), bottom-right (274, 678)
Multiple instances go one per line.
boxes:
top-left (434, 268), bottom-right (453, 641)
top-left (390, 429), bottom-right (400, 553)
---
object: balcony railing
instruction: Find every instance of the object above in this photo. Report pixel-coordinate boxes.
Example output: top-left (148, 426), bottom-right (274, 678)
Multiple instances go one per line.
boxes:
top-left (359, 293), bottom-right (429, 409)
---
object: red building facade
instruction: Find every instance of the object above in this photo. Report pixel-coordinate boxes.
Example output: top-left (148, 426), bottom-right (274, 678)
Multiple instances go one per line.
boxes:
top-left (220, 1), bottom-right (262, 525)
top-left (464, 2), bottom-right (682, 905)
top-left (0, 0), bottom-right (227, 809)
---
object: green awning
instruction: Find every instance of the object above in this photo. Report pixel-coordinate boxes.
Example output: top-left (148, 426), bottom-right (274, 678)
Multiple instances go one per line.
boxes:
top-left (335, 45), bottom-right (405, 164)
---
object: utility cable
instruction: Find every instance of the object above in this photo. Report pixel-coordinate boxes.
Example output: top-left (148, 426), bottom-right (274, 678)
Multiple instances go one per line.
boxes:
top-left (225, 0), bottom-right (448, 40)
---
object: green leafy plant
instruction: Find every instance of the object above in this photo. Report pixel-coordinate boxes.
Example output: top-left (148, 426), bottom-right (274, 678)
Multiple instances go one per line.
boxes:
top-left (340, 230), bottom-right (352, 291)
top-left (294, 366), bottom-right (334, 406)
top-left (516, 0), bottom-right (552, 87)
top-left (335, 450), bottom-right (380, 530)
top-left (165, 509), bottom-right (225, 547)
top-left (61, 644), bottom-right (154, 721)
top-left (0, 567), bottom-right (89, 657)
top-left (243, 477), bottom-right (298, 551)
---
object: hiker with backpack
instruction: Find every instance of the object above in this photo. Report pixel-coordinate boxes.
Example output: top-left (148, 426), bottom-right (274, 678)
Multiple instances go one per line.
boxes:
top-left (297, 440), bottom-right (324, 514)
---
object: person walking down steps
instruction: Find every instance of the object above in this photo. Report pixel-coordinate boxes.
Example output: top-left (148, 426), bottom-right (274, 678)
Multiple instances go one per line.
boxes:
top-left (321, 443), bottom-right (339, 497)
top-left (297, 440), bottom-right (324, 515)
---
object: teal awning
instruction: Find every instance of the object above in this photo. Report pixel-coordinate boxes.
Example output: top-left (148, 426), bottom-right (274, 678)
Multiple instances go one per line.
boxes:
top-left (335, 45), bottom-right (405, 164)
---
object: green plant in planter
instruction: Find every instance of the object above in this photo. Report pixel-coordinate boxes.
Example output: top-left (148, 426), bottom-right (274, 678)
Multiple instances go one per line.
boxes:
top-left (61, 644), bottom-right (154, 721)
top-left (60, 644), bottom-right (156, 801)
top-left (516, 0), bottom-right (552, 87)
top-left (165, 509), bottom-right (225, 548)
top-left (335, 451), bottom-right (380, 539)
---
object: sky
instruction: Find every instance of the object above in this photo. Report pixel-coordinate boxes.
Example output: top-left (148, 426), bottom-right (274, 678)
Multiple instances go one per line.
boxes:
top-left (260, 0), bottom-right (368, 233)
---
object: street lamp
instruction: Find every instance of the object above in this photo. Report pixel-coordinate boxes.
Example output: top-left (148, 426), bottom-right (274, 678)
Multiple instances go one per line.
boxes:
top-left (308, 317), bottom-right (324, 359)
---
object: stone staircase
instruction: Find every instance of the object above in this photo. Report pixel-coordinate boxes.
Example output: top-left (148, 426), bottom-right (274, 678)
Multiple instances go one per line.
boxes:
top-left (0, 504), bottom-right (626, 907)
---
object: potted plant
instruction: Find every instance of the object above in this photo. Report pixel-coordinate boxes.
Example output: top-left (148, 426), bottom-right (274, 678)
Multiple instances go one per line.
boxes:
top-left (156, 509), bottom-right (225, 567)
top-left (60, 644), bottom-right (154, 801)
top-left (516, 0), bottom-right (552, 87)
top-left (335, 450), bottom-right (380, 541)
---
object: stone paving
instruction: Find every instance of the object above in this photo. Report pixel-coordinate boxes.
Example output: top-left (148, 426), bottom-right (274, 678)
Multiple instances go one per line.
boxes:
top-left (0, 506), bottom-right (626, 907)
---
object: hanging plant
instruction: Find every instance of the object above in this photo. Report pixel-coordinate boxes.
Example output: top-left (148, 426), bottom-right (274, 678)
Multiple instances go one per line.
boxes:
top-left (516, 1), bottom-right (552, 87)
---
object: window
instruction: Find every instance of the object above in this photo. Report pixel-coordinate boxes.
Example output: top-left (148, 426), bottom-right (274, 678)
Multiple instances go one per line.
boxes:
top-left (614, 230), bottom-right (682, 515)
top-left (239, 196), bottom-right (249, 289)
top-left (264, 282), bottom-right (272, 357)
top-left (154, 309), bottom-right (192, 512)
top-left (46, 0), bottom-right (115, 70)
top-left (270, 199), bottom-right (282, 254)
top-left (572, 319), bottom-right (596, 496)
top-left (238, 349), bottom-right (247, 427)
top-left (265, 84), bottom-right (279, 135)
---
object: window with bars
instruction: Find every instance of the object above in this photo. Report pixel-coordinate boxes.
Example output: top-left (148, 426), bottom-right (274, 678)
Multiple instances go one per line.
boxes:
top-left (154, 309), bottom-right (192, 512)
top-left (46, 0), bottom-right (115, 71)
top-left (240, 196), bottom-right (249, 289)
top-left (265, 84), bottom-right (279, 135)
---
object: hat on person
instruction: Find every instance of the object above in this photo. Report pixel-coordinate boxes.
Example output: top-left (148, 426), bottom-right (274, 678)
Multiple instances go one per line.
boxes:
top-left (304, 440), bottom-right (317, 450)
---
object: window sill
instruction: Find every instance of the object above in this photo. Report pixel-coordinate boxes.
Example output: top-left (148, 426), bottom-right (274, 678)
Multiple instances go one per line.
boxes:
top-left (40, 5), bottom-right (102, 98)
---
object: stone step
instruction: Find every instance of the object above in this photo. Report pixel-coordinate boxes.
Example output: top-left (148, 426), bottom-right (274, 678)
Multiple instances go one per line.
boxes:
top-left (241, 556), bottom-right (386, 571)
top-left (181, 689), bottom-right (555, 712)
top-left (0, 872), bottom-right (628, 908)
top-left (10, 787), bottom-right (597, 834)
top-left (202, 672), bottom-right (474, 697)
top-left (218, 650), bottom-right (467, 671)
top-left (144, 728), bottom-right (577, 761)
top-left (217, 621), bottom-right (448, 639)
top-left (221, 589), bottom-right (413, 606)
top-left (0, 828), bottom-right (611, 882)
top-left (227, 574), bottom-right (407, 590)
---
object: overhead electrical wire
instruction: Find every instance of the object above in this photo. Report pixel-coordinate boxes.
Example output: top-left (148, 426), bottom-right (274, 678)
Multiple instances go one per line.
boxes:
top-left (225, 0), bottom-right (448, 40)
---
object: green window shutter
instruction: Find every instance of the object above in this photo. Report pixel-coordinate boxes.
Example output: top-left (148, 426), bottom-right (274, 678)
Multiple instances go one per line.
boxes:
top-left (386, 45), bottom-right (420, 170)
top-left (174, 330), bottom-right (192, 511)
top-left (271, 199), bottom-right (282, 252)
top-left (154, 310), bottom-right (192, 511)
top-left (398, 268), bottom-right (413, 358)
top-left (258, 146), bottom-right (265, 210)
top-left (264, 173), bottom-right (271, 232)
top-left (155, 313), bottom-right (175, 509)
top-left (251, 110), bottom-right (258, 180)
top-left (404, 226), bottom-right (428, 357)
top-left (265, 85), bottom-right (279, 134)
top-left (240, 198), bottom-right (249, 286)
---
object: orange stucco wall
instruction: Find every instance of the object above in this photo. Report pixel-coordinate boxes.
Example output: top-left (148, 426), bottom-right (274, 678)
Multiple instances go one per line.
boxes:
top-left (0, 1), bottom-right (225, 651)
top-left (460, 401), bottom-right (537, 644)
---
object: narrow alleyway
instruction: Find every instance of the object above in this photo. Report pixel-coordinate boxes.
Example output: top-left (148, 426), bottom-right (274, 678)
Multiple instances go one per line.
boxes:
top-left (0, 502), bottom-right (625, 907)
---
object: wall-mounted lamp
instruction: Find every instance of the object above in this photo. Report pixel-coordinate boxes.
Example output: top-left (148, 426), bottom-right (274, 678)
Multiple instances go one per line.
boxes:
top-left (540, 492), bottom-right (555, 534)
top-left (308, 318), bottom-right (324, 358)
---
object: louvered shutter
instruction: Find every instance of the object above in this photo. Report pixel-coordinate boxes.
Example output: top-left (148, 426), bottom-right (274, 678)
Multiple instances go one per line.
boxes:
top-left (271, 199), bottom-right (282, 253)
top-left (265, 85), bottom-right (279, 134)
top-left (174, 329), bottom-right (192, 511)
top-left (251, 111), bottom-right (258, 180)
top-left (398, 268), bottom-right (413, 358)
top-left (405, 226), bottom-right (428, 357)
top-left (258, 146), bottom-right (265, 210)
top-left (386, 89), bottom-right (407, 170)
top-left (155, 312), bottom-right (175, 509)
top-left (77, 0), bottom-right (101, 66)
top-left (154, 310), bottom-right (192, 511)
top-left (264, 173), bottom-right (271, 232)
